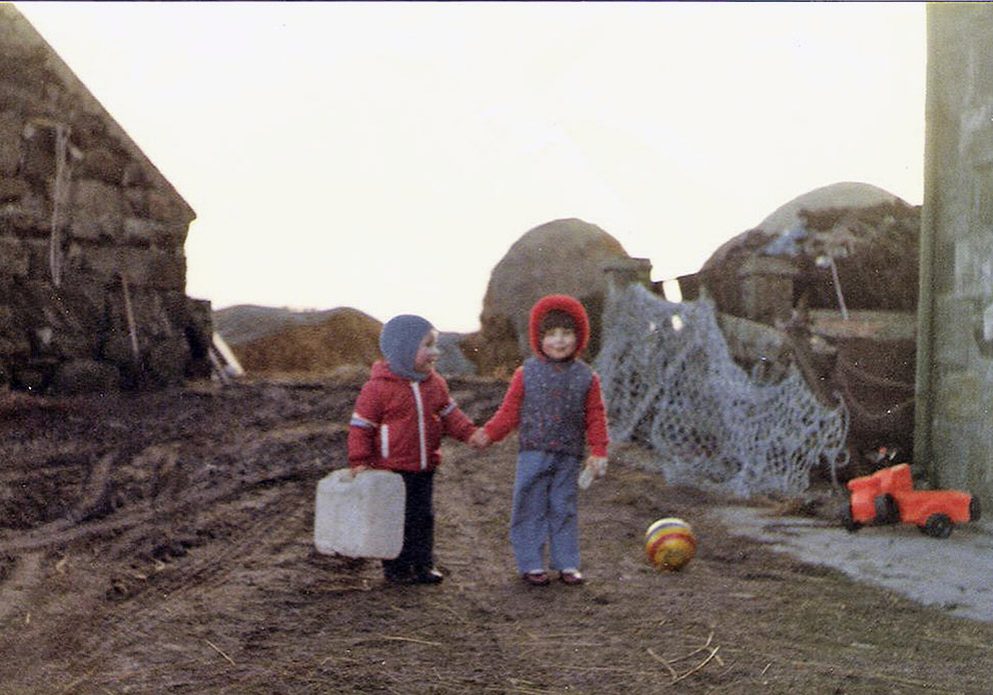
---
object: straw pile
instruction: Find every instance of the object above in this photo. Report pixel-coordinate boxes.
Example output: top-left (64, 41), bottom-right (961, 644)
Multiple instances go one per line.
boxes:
top-left (220, 307), bottom-right (382, 376)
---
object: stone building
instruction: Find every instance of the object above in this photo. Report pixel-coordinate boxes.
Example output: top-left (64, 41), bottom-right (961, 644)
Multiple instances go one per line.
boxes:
top-left (915, 4), bottom-right (993, 506)
top-left (0, 7), bottom-right (211, 393)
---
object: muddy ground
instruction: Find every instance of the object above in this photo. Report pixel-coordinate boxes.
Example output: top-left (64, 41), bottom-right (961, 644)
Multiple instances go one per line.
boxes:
top-left (1, 375), bottom-right (992, 694)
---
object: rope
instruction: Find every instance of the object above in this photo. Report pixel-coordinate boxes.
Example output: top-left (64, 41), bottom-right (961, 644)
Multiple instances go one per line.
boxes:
top-left (836, 353), bottom-right (915, 393)
top-left (49, 124), bottom-right (72, 288)
top-left (836, 375), bottom-right (915, 428)
top-left (120, 274), bottom-right (140, 364)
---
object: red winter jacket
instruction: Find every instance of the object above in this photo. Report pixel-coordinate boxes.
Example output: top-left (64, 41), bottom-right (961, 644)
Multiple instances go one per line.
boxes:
top-left (348, 361), bottom-right (477, 472)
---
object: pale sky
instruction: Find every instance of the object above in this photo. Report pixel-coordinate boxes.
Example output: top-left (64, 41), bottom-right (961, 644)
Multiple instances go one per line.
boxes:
top-left (16, 2), bottom-right (926, 333)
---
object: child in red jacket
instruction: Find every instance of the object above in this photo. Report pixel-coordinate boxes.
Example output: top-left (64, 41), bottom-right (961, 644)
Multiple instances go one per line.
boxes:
top-left (348, 314), bottom-right (478, 585)
top-left (470, 295), bottom-right (609, 587)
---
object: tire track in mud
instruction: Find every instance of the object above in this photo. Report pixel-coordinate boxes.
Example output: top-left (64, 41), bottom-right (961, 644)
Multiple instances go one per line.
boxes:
top-left (132, 486), bottom-right (305, 601)
top-left (0, 424), bottom-right (345, 555)
top-left (0, 417), bottom-right (343, 692)
top-left (33, 419), bottom-right (340, 694)
top-left (0, 447), bottom-right (104, 484)
top-left (72, 489), bottom-right (311, 694)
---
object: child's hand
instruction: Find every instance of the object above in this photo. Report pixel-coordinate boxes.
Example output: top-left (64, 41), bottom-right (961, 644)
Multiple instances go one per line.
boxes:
top-left (349, 465), bottom-right (368, 477)
top-left (586, 456), bottom-right (608, 479)
top-left (578, 457), bottom-right (606, 490)
top-left (469, 429), bottom-right (491, 449)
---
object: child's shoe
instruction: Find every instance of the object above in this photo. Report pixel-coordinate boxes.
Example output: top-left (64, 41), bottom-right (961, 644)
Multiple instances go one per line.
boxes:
top-left (559, 569), bottom-right (584, 586)
top-left (383, 566), bottom-right (413, 584)
top-left (411, 566), bottom-right (444, 585)
top-left (522, 570), bottom-right (550, 586)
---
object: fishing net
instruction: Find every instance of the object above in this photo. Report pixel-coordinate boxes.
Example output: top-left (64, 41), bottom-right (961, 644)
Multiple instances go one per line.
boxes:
top-left (596, 284), bottom-right (849, 498)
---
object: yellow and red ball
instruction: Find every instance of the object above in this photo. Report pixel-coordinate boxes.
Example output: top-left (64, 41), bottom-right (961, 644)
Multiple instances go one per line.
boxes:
top-left (645, 517), bottom-right (696, 571)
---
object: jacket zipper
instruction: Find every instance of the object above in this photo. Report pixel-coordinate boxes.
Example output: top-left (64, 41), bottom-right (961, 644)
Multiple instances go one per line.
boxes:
top-left (379, 424), bottom-right (389, 460)
top-left (410, 381), bottom-right (428, 470)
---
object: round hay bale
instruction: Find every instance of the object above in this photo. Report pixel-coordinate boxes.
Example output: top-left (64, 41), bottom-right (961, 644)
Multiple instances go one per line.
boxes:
top-left (232, 307), bottom-right (382, 376)
top-left (473, 218), bottom-right (629, 375)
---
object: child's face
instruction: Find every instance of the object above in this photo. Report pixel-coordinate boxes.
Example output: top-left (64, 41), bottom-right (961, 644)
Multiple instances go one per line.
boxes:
top-left (541, 327), bottom-right (577, 361)
top-left (413, 329), bottom-right (441, 373)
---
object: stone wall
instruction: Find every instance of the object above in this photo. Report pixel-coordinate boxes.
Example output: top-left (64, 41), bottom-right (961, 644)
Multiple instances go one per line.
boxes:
top-left (917, 4), bottom-right (993, 505)
top-left (0, 8), bottom-right (211, 393)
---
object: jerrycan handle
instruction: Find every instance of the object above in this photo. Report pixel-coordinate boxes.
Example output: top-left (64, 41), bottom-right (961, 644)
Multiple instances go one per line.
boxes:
top-left (332, 468), bottom-right (358, 485)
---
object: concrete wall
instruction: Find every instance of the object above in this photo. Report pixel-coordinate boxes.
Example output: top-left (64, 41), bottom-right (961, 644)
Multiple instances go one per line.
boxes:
top-left (0, 8), bottom-right (212, 393)
top-left (916, 4), bottom-right (993, 505)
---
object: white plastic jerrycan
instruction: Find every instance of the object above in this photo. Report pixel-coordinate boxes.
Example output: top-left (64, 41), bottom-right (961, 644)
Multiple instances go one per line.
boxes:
top-left (314, 468), bottom-right (405, 559)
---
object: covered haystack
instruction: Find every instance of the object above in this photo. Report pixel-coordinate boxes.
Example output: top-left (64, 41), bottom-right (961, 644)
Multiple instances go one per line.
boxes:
top-left (465, 218), bottom-right (630, 376)
top-left (699, 182), bottom-right (920, 318)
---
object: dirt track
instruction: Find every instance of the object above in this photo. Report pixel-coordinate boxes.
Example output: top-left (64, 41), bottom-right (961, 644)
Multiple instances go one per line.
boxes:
top-left (2, 376), bottom-right (993, 694)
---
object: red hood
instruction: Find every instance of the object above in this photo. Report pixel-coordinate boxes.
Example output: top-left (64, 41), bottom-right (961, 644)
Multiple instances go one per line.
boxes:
top-left (528, 294), bottom-right (590, 357)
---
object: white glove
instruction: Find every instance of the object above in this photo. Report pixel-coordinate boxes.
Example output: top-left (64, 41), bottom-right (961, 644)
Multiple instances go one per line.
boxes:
top-left (579, 456), bottom-right (608, 490)
top-left (578, 466), bottom-right (595, 490)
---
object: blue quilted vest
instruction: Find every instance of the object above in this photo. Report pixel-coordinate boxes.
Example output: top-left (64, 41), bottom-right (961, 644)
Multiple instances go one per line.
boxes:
top-left (518, 357), bottom-right (593, 457)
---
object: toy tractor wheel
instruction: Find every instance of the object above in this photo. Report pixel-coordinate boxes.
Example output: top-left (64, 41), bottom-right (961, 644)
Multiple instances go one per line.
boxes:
top-left (873, 494), bottom-right (899, 524)
top-left (970, 496), bottom-right (982, 522)
top-left (841, 505), bottom-right (861, 533)
top-left (921, 513), bottom-right (953, 539)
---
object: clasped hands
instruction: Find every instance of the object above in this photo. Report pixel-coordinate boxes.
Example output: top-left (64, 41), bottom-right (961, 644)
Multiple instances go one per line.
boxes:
top-left (468, 428), bottom-right (491, 449)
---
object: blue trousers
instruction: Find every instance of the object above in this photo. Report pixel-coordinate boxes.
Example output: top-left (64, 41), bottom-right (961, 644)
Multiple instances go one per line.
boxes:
top-left (510, 450), bottom-right (582, 573)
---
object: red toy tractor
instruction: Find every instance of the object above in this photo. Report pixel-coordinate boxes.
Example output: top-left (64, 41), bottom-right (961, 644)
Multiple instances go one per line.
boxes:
top-left (841, 463), bottom-right (981, 538)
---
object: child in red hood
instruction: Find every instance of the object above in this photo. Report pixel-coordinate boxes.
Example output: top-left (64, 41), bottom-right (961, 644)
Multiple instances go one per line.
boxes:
top-left (470, 295), bottom-right (609, 586)
top-left (348, 314), bottom-right (478, 585)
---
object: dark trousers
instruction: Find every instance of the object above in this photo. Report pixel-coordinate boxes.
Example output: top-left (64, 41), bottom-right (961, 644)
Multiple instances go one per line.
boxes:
top-left (382, 470), bottom-right (435, 576)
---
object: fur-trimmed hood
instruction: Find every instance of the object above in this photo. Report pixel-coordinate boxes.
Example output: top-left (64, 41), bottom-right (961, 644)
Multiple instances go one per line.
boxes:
top-left (528, 294), bottom-right (590, 357)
